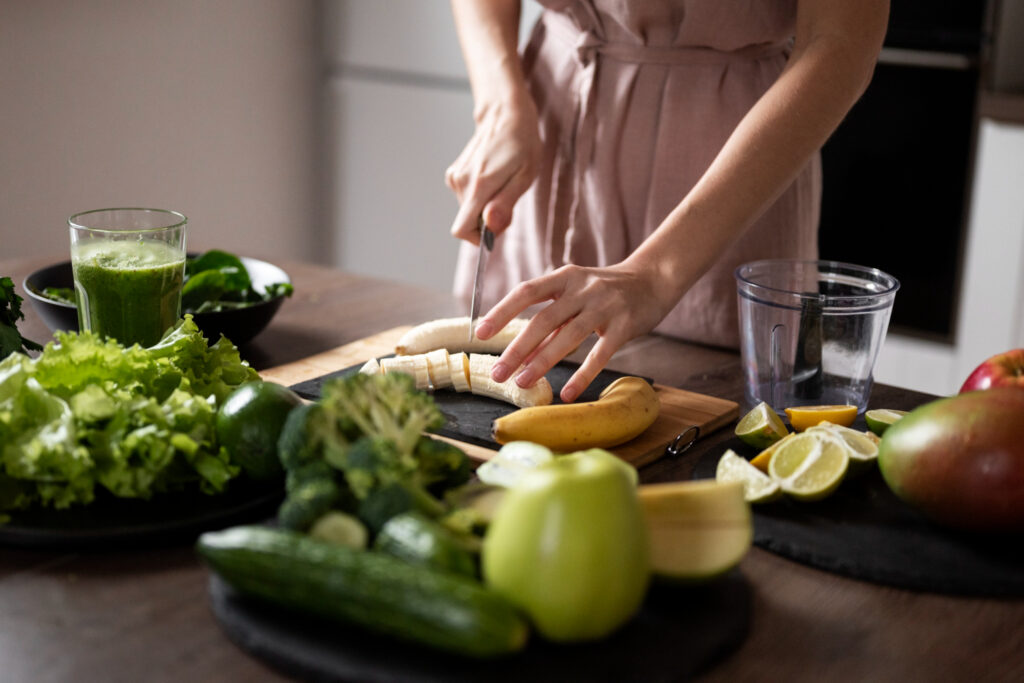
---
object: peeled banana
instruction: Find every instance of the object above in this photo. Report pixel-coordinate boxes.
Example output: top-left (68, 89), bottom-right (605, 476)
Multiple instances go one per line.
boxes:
top-left (492, 376), bottom-right (660, 451)
top-left (394, 317), bottom-right (530, 356)
top-left (371, 349), bottom-right (552, 408)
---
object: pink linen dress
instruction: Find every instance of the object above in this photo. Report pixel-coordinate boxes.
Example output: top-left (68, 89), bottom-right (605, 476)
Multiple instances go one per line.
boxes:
top-left (453, 0), bottom-right (821, 349)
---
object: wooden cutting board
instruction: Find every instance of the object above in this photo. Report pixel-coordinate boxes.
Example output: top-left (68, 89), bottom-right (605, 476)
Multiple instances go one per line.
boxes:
top-left (260, 326), bottom-right (738, 468)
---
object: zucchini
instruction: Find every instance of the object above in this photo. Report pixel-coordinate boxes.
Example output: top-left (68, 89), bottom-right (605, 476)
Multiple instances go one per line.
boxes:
top-left (197, 526), bottom-right (529, 658)
top-left (373, 512), bottom-right (477, 578)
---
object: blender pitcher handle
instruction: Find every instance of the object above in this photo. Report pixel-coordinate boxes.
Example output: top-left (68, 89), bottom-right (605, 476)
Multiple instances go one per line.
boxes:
top-left (770, 323), bottom-right (785, 409)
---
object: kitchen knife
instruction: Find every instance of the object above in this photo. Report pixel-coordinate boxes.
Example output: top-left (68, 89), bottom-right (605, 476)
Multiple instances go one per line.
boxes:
top-left (468, 217), bottom-right (494, 342)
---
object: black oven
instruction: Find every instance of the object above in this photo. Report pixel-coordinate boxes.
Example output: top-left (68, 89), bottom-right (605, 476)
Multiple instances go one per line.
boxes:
top-left (817, 0), bottom-right (989, 342)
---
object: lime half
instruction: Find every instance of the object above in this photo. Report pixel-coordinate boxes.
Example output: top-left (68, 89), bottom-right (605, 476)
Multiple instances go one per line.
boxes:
top-left (865, 408), bottom-right (908, 436)
top-left (716, 449), bottom-right (782, 504)
top-left (735, 401), bottom-right (789, 449)
top-left (768, 432), bottom-right (850, 502)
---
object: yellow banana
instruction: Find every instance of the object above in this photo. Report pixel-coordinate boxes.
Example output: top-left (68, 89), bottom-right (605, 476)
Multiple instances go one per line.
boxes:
top-left (492, 376), bottom-right (660, 451)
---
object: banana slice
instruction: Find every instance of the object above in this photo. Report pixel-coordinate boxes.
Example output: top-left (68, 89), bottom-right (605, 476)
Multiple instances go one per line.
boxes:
top-left (359, 358), bottom-right (381, 376)
top-left (449, 352), bottom-right (471, 392)
top-left (380, 354), bottom-right (431, 389)
top-left (395, 317), bottom-right (530, 356)
top-left (424, 349), bottom-right (452, 389)
top-left (468, 353), bottom-right (552, 408)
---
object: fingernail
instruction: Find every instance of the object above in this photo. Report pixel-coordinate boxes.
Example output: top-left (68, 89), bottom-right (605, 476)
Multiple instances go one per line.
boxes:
top-left (561, 382), bottom-right (579, 403)
top-left (491, 362), bottom-right (510, 382)
top-left (515, 368), bottom-right (536, 387)
top-left (475, 320), bottom-right (493, 339)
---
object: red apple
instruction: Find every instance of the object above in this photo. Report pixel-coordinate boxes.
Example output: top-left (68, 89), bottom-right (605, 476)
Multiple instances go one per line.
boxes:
top-left (959, 348), bottom-right (1024, 393)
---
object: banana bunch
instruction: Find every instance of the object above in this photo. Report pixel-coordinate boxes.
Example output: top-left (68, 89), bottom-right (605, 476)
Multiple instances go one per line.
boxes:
top-left (361, 350), bottom-right (552, 408)
top-left (492, 377), bottom-right (660, 451)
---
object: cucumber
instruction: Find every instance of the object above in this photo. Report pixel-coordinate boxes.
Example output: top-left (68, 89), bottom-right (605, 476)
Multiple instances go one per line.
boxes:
top-left (373, 512), bottom-right (477, 578)
top-left (197, 526), bottom-right (529, 658)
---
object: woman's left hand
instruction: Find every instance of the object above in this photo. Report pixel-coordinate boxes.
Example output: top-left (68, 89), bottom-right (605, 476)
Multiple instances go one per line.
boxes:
top-left (474, 263), bottom-right (674, 403)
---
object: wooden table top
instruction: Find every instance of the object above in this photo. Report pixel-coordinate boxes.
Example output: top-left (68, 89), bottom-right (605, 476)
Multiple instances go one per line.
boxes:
top-left (1, 255), bottom-right (1021, 683)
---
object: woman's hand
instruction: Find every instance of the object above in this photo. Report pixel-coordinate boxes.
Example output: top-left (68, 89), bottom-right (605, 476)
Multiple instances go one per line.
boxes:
top-left (475, 263), bottom-right (675, 403)
top-left (446, 97), bottom-right (542, 244)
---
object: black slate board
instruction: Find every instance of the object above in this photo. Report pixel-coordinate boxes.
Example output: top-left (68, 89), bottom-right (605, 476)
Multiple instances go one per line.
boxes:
top-left (691, 431), bottom-right (1024, 597)
top-left (0, 478), bottom-right (283, 550)
top-left (208, 570), bottom-right (750, 683)
top-left (289, 360), bottom-right (651, 451)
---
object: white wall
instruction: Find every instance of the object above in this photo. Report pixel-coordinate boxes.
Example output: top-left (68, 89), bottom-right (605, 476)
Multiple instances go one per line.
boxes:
top-left (322, 0), bottom-right (542, 294)
top-left (0, 0), bottom-right (322, 262)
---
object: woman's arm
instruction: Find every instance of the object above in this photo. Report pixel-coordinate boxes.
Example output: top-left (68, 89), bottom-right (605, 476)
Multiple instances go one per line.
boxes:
top-left (480, 0), bottom-right (890, 402)
top-left (447, 0), bottom-right (541, 244)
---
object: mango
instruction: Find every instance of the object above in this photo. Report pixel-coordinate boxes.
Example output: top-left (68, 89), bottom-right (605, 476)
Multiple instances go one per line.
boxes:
top-left (877, 387), bottom-right (1024, 532)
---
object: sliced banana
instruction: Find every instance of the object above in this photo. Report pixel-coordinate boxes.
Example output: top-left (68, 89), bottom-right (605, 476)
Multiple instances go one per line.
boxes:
top-left (358, 358), bottom-right (381, 376)
top-left (395, 317), bottom-right (530, 356)
top-left (424, 349), bottom-right (452, 389)
top-left (468, 353), bottom-right (552, 408)
top-left (369, 351), bottom-right (552, 409)
top-left (380, 354), bottom-right (431, 388)
top-left (449, 352), bottom-right (471, 392)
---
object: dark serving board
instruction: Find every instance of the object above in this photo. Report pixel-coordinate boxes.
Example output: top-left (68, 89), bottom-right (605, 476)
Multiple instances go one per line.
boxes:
top-left (289, 359), bottom-right (651, 451)
top-left (208, 570), bottom-right (751, 683)
top-left (691, 429), bottom-right (1024, 597)
top-left (0, 478), bottom-right (282, 551)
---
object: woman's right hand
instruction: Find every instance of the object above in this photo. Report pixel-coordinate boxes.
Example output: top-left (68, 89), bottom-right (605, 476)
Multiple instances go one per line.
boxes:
top-left (445, 95), bottom-right (542, 244)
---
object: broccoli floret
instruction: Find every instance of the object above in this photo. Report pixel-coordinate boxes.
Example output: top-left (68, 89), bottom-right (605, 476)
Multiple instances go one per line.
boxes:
top-left (415, 436), bottom-right (471, 494)
top-left (285, 459), bottom-right (335, 493)
top-left (277, 478), bottom-right (344, 531)
top-left (321, 372), bottom-right (444, 456)
top-left (357, 481), bottom-right (446, 535)
top-left (277, 403), bottom-right (326, 471)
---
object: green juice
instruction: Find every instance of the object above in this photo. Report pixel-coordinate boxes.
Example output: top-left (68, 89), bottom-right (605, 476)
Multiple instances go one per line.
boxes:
top-left (72, 240), bottom-right (186, 347)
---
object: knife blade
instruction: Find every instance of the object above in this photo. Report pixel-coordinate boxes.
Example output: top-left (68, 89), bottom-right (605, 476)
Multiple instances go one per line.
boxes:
top-left (468, 217), bottom-right (494, 342)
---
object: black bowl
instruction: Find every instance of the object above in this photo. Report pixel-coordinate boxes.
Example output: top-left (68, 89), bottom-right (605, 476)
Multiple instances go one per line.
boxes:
top-left (23, 255), bottom-right (290, 347)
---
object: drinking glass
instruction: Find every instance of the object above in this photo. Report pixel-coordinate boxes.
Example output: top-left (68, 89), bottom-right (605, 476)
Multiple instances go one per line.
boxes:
top-left (69, 208), bottom-right (187, 347)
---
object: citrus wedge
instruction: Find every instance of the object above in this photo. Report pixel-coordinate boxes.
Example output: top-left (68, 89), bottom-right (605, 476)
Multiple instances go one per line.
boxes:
top-left (807, 422), bottom-right (879, 475)
top-left (784, 404), bottom-right (857, 432)
top-left (716, 449), bottom-right (783, 503)
top-left (768, 431), bottom-right (850, 502)
top-left (735, 401), bottom-right (789, 449)
top-left (864, 408), bottom-right (908, 436)
top-left (749, 432), bottom-right (796, 473)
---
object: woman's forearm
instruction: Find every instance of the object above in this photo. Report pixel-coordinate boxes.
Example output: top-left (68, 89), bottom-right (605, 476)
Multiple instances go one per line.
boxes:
top-left (450, 0), bottom-right (530, 121)
top-left (626, 0), bottom-right (890, 311)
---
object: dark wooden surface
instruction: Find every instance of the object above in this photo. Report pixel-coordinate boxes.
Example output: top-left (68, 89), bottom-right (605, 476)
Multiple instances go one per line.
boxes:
top-left (2, 256), bottom-right (1022, 683)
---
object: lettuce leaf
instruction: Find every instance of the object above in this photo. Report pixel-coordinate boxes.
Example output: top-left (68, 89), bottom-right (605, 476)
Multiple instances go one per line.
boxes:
top-left (0, 315), bottom-right (256, 511)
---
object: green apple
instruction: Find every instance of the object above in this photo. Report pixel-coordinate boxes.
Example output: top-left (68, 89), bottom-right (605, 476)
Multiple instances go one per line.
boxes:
top-left (481, 449), bottom-right (649, 642)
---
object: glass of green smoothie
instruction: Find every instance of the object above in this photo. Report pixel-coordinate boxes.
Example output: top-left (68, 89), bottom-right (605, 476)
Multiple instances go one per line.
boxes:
top-left (69, 208), bottom-right (187, 347)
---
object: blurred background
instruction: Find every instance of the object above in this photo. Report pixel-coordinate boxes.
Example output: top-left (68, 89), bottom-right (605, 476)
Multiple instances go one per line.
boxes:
top-left (1, 0), bottom-right (1022, 396)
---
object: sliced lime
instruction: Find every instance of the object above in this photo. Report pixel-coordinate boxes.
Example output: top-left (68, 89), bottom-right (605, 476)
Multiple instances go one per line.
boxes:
top-left (768, 432), bottom-right (850, 502)
top-left (716, 449), bottom-right (782, 504)
top-left (735, 401), bottom-right (789, 449)
top-left (865, 408), bottom-right (909, 436)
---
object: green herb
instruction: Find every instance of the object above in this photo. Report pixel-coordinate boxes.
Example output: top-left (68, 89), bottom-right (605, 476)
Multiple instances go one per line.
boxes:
top-left (183, 249), bottom-right (293, 313)
top-left (41, 287), bottom-right (76, 306)
top-left (1, 276), bottom-right (43, 361)
top-left (0, 315), bottom-right (260, 511)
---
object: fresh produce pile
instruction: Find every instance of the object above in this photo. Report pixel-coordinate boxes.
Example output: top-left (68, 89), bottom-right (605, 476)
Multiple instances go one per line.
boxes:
top-left (198, 370), bottom-right (753, 658)
top-left (717, 347), bottom-right (1024, 533)
top-left (37, 249), bottom-right (294, 314)
top-left (0, 315), bottom-right (262, 511)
